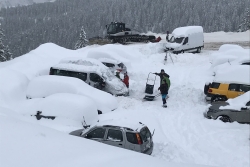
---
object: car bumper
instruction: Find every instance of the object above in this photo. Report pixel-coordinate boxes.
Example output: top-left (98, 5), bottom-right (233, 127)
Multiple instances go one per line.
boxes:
top-left (143, 142), bottom-right (154, 155)
top-left (205, 93), bottom-right (213, 101)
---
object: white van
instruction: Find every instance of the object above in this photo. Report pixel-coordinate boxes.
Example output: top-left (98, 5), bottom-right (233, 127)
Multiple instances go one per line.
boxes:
top-left (50, 59), bottom-right (129, 96)
top-left (165, 26), bottom-right (204, 54)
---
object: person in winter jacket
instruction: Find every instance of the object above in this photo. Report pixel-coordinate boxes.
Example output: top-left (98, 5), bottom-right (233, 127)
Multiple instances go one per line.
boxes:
top-left (154, 69), bottom-right (170, 85)
top-left (158, 78), bottom-right (170, 107)
top-left (123, 72), bottom-right (129, 88)
top-left (166, 31), bottom-right (170, 42)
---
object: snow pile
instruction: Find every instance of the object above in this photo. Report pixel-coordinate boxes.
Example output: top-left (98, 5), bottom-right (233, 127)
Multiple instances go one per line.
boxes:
top-left (214, 65), bottom-right (250, 84)
top-left (172, 26), bottom-right (203, 38)
top-left (26, 75), bottom-right (118, 113)
top-left (220, 91), bottom-right (250, 110)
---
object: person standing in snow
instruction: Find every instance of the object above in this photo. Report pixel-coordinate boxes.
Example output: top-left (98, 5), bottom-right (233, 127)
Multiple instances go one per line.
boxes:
top-left (154, 69), bottom-right (170, 86)
top-left (158, 79), bottom-right (169, 107)
top-left (154, 69), bottom-right (170, 107)
top-left (123, 72), bottom-right (129, 88)
top-left (166, 31), bottom-right (170, 42)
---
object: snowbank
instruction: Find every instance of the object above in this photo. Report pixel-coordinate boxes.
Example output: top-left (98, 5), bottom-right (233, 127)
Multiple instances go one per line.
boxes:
top-left (26, 75), bottom-right (118, 113)
top-left (220, 91), bottom-right (250, 110)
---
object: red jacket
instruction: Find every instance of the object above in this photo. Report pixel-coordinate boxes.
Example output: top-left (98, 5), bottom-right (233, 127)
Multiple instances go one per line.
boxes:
top-left (123, 75), bottom-right (129, 88)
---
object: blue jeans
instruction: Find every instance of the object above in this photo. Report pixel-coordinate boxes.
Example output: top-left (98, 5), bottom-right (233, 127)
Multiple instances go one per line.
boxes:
top-left (162, 94), bottom-right (167, 104)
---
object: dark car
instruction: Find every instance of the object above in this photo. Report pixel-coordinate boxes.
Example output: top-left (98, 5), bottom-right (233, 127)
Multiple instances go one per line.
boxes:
top-left (69, 121), bottom-right (154, 155)
top-left (204, 100), bottom-right (250, 123)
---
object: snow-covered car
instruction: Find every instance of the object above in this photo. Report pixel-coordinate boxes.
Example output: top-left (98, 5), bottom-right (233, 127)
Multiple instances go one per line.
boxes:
top-left (26, 75), bottom-right (118, 113)
top-left (52, 57), bottom-right (129, 96)
top-left (204, 91), bottom-right (250, 123)
top-left (204, 66), bottom-right (250, 102)
top-left (165, 26), bottom-right (204, 54)
top-left (69, 119), bottom-right (154, 155)
top-left (22, 93), bottom-right (99, 127)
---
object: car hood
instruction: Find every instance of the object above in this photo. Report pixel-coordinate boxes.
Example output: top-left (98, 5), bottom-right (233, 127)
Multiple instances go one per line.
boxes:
top-left (165, 43), bottom-right (181, 49)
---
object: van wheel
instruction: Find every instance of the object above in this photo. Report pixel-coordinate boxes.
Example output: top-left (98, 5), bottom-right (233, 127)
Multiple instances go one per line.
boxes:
top-left (196, 47), bottom-right (201, 53)
top-left (218, 116), bottom-right (231, 123)
top-left (181, 50), bottom-right (184, 53)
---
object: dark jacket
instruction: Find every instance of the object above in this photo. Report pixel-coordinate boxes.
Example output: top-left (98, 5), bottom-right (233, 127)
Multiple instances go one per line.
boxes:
top-left (159, 83), bottom-right (168, 94)
top-left (155, 72), bottom-right (170, 80)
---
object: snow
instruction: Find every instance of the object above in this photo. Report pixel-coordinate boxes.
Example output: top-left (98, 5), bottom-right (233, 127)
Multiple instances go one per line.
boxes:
top-left (220, 91), bottom-right (250, 110)
top-left (172, 26), bottom-right (203, 38)
top-left (213, 65), bottom-right (250, 84)
top-left (204, 30), bottom-right (250, 43)
top-left (0, 31), bottom-right (249, 167)
top-left (26, 75), bottom-right (118, 113)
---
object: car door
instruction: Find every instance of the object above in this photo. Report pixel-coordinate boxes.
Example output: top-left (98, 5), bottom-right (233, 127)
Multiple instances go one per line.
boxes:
top-left (227, 84), bottom-right (242, 98)
top-left (103, 128), bottom-right (125, 148)
top-left (84, 127), bottom-right (107, 143)
top-left (238, 101), bottom-right (250, 123)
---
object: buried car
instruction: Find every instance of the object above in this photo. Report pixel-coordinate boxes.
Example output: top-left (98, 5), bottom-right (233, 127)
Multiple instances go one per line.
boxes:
top-left (26, 75), bottom-right (118, 114)
top-left (51, 57), bottom-right (129, 96)
top-left (204, 91), bottom-right (250, 123)
top-left (69, 120), bottom-right (154, 155)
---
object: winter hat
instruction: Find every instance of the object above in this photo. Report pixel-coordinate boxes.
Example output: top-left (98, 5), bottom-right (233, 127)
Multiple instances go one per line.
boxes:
top-left (161, 69), bottom-right (165, 72)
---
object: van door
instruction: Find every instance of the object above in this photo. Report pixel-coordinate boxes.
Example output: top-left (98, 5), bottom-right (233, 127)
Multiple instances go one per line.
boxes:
top-left (227, 84), bottom-right (241, 98)
top-left (103, 128), bottom-right (125, 148)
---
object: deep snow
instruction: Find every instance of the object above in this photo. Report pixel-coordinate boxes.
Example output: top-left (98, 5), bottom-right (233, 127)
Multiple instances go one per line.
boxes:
top-left (0, 31), bottom-right (249, 167)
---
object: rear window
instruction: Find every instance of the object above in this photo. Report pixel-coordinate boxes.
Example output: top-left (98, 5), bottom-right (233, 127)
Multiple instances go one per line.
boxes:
top-left (140, 127), bottom-right (151, 143)
top-left (211, 82), bottom-right (220, 89)
top-left (126, 132), bottom-right (138, 144)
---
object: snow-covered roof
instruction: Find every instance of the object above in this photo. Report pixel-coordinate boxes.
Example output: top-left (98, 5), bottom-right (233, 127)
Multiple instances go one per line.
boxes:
top-left (172, 26), bottom-right (203, 37)
top-left (214, 65), bottom-right (250, 84)
top-left (95, 119), bottom-right (146, 132)
top-left (220, 91), bottom-right (250, 110)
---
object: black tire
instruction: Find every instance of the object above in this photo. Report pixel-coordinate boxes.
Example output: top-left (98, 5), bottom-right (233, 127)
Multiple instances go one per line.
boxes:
top-left (219, 116), bottom-right (231, 123)
top-left (196, 47), bottom-right (201, 53)
top-left (181, 50), bottom-right (184, 53)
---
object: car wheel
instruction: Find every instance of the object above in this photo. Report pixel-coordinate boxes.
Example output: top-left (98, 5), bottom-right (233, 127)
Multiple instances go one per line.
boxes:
top-left (181, 50), bottom-right (184, 53)
top-left (218, 116), bottom-right (231, 123)
top-left (196, 47), bottom-right (201, 53)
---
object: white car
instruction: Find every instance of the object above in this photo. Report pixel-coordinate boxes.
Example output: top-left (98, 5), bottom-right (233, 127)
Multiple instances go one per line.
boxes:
top-left (26, 75), bottom-right (118, 114)
top-left (99, 57), bottom-right (127, 74)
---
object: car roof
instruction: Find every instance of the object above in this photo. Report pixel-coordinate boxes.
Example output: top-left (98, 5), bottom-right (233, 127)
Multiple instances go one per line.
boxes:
top-left (52, 63), bottom-right (105, 75)
top-left (98, 58), bottom-right (121, 64)
top-left (95, 119), bottom-right (146, 132)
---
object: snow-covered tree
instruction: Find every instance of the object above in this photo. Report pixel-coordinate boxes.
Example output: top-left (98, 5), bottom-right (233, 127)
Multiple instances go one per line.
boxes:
top-left (0, 24), bottom-right (12, 62)
top-left (74, 26), bottom-right (89, 49)
top-left (238, 8), bottom-right (250, 32)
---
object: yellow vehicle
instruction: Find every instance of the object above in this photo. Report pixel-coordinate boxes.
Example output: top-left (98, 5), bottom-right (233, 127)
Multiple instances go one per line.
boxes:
top-left (204, 66), bottom-right (250, 102)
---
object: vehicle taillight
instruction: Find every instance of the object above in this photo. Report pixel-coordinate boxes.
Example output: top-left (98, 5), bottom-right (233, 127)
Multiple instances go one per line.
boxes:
top-left (208, 89), bottom-right (212, 93)
top-left (136, 133), bottom-right (142, 145)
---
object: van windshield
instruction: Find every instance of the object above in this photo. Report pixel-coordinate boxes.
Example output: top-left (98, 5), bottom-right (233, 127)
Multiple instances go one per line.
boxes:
top-left (174, 37), bottom-right (184, 44)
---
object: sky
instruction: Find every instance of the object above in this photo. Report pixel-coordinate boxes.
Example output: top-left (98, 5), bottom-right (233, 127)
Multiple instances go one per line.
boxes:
top-left (0, 30), bottom-right (249, 167)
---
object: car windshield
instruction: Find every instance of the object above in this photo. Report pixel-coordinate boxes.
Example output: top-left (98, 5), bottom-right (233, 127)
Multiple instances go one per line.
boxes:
top-left (169, 37), bottom-right (184, 44)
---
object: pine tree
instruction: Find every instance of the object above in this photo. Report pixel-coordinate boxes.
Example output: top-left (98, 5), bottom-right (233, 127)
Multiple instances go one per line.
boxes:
top-left (74, 26), bottom-right (89, 49)
top-left (0, 24), bottom-right (12, 62)
top-left (238, 8), bottom-right (250, 32)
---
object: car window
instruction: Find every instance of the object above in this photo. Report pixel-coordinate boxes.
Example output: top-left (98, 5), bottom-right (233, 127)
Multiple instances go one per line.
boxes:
top-left (239, 85), bottom-right (250, 92)
top-left (103, 62), bottom-right (115, 68)
top-left (126, 132), bottom-right (138, 144)
top-left (140, 127), bottom-right (151, 143)
top-left (211, 82), bottom-right (220, 89)
top-left (51, 69), bottom-right (70, 76)
top-left (68, 71), bottom-right (87, 81)
top-left (85, 128), bottom-right (106, 139)
top-left (118, 63), bottom-right (124, 68)
top-left (107, 129), bottom-right (123, 142)
top-left (183, 37), bottom-right (188, 45)
top-left (228, 84), bottom-right (240, 91)
top-left (90, 73), bottom-right (103, 82)
top-left (246, 101), bottom-right (250, 106)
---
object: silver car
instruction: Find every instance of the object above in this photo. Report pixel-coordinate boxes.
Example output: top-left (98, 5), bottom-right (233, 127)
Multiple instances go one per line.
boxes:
top-left (204, 101), bottom-right (250, 123)
top-left (69, 122), bottom-right (154, 155)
